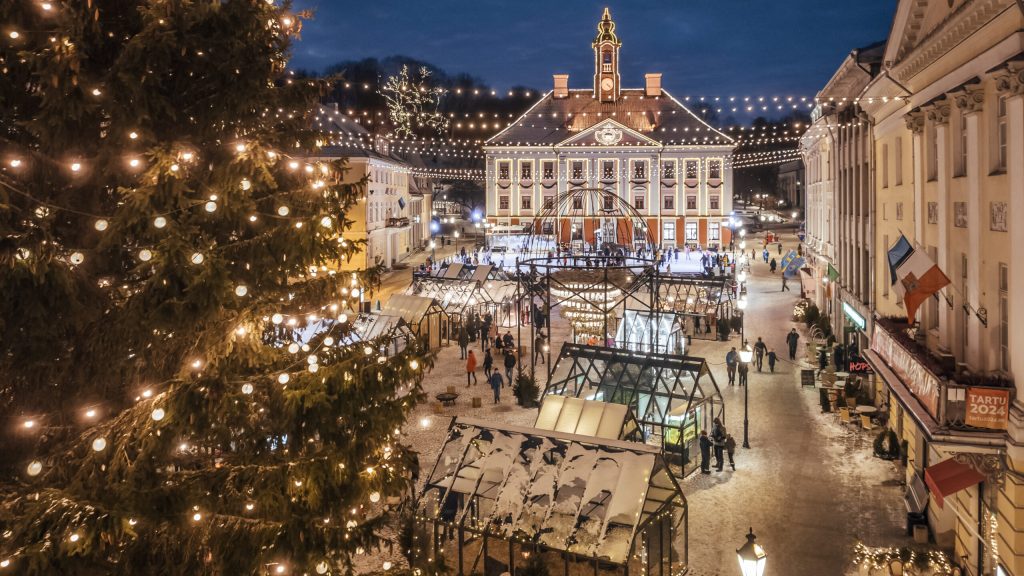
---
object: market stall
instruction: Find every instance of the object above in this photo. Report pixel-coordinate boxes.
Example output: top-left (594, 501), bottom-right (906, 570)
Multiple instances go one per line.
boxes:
top-left (380, 294), bottom-right (448, 349)
top-left (543, 344), bottom-right (724, 476)
top-left (416, 417), bottom-right (687, 576)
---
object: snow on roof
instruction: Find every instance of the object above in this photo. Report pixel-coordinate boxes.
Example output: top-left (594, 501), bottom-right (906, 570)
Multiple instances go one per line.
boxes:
top-left (534, 396), bottom-right (634, 440)
top-left (418, 417), bottom-right (683, 564)
top-left (381, 294), bottom-right (441, 324)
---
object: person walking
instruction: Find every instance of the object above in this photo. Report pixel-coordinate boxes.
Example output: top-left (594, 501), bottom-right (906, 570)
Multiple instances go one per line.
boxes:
top-left (753, 337), bottom-right (767, 371)
top-left (465, 350), bottom-right (478, 386)
top-left (777, 242), bottom-right (783, 255)
top-left (534, 332), bottom-right (546, 365)
top-left (738, 359), bottom-right (749, 387)
top-left (725, 434), bottom-right (737, 470)
top-left (503, 351), bottom-right (516, 384)
top-left (781, 274), bottom-right (790, 291)
top-left (711, 418), bottom-right (726, 472)
top-left (762, 248), bottom-right (769, 263)
top-left (726, 347), bottom-right (738, 386)
top-left (786, 328), bottom-right (800, 360)
top-left (817, 346), bottom-right (829, 376)
top-left (769, 258), bottom-right (777, 273)
top-left (767, 348), bottom-right (778, 373)
top-left (489, 370), bottom-right (503, 404)
top-left (483, 349), bottom-right (494, 377)
top-left (502, 331), bottom-right (515, 350)
top-left (698, 430), bottom-right (712, 474)
top-left (833, 343), bottom-right (846, 372)
top-left (457, 327), bottom-right (469, 360)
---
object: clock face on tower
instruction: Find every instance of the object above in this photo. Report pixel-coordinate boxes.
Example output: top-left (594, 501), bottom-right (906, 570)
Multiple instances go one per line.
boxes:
top-left (601, 78), bottom-right (614, 92)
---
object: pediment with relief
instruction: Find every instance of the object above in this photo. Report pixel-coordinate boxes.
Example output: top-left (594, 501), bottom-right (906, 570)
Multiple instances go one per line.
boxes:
top-left (556, 119), bottom-right (660, 148)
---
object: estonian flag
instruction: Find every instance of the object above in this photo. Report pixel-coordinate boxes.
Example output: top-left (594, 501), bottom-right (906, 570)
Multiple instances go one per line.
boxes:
top-left (887, 234), bottom-right (950, 323)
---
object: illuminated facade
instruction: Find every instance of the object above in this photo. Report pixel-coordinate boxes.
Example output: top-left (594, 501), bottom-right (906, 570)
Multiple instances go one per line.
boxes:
top-left (483, 8), bottom-right (736, 250)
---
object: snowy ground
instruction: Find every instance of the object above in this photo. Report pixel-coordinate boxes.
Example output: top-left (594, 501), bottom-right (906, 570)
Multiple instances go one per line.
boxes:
top-left (361, 231), bottom-right (912, 576)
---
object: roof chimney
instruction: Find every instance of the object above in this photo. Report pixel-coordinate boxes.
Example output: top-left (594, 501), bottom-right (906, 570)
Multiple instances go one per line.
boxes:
top-left (645, 73), bottom-right (662, 97)
top-left (553, 74), bottom-right (569, 99)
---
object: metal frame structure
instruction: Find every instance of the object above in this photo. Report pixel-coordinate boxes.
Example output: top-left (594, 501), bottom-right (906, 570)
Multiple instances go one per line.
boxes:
top-left (652, 274), bottom-right (737, 341)
top-left (523, 186), bottom-right (657, 255)
top-left (416, 417), bottom-right (687, 576)
top-left (543, 344), bottom-right (724, 476)
top-left (407, 276), bottom-right (523, 330)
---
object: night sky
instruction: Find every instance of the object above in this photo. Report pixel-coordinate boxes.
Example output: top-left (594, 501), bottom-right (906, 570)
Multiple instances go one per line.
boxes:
top-left (290, 0), bottom-right (896, 101)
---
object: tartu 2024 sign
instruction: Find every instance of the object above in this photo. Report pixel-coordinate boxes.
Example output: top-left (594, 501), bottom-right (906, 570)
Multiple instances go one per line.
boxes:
top-left (965, 387), bottom-right (1010, 430)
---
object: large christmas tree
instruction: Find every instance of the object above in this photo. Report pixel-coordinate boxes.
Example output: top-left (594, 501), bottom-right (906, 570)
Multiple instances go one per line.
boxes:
top-left (0, 1), bottom-right (428, 574)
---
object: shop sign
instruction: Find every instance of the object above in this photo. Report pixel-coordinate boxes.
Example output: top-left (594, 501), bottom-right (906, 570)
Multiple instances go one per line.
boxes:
top-left (843, 301), bottom-right (866, 331)
top-left (871, 327), bottom-right (940, 418)
top-left (848, 359), bottom-right (873, 373)
top-left (965, 387), bottom-right (1010, 430)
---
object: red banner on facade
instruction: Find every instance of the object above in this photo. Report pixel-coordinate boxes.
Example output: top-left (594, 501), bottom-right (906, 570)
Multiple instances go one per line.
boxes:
top-left (965, 387), bottom-right (1010, 430)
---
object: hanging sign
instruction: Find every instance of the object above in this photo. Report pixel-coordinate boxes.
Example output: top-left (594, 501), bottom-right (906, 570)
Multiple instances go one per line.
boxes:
top-left (965, 387), bottom-right (1010, 430)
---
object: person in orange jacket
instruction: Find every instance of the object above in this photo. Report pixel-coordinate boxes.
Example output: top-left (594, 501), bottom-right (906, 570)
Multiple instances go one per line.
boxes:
top-left (466, 350), bottom-right (478, 386)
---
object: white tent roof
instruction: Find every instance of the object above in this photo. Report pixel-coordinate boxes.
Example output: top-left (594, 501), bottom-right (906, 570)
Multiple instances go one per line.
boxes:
top-left (382, 293), bottom-right (438, 324)
top-left (419, 418), bottom-right (683, 564)
top-left (470, 264), bottom-right (493, 282)
top-left (534, 396), bottom-right (633, 440)
top-left (442, 262), bottom-right (464, 279)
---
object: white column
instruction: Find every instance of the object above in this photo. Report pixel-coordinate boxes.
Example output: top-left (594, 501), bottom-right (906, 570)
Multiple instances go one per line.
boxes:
top-left (1006, 91), bottom-right (1024, 391)
top-left (927, 101), bottom-right (952, 348)
top-left (955, 86), bottom-right (984, 370)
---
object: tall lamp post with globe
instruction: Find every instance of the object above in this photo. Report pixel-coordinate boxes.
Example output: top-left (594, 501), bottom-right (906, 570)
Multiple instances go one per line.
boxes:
top-left (737, 528), bottom-right (767, 576)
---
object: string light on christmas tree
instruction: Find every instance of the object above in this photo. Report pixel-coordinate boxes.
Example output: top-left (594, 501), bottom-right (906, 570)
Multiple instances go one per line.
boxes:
top-left (138, 249), bottom-right (153, 262)
top-left (91, 437), bottom-right (107, 452)
top-left (154, 216), bottom-right (167, 229)
top-left (278, 373), bottom-right (290, 384)
top-left (151, 408), bottom-right (165, 421)
top-left (26, 461), bottom-right (42, 476)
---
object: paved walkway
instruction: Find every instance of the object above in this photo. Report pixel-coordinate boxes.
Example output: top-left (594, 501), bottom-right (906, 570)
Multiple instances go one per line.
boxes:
top-left (383, 231), bottom-right (910, 576)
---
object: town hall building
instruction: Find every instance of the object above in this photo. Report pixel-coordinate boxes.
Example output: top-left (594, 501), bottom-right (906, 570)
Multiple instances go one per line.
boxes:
top-left (484, 8), bottom-right (737, 250)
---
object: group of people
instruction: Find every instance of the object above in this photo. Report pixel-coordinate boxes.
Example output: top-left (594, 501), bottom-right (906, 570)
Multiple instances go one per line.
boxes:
top-left (464, 331), bottom-right (519, 403)
top-left (698, 417), bottom-right (737, 473)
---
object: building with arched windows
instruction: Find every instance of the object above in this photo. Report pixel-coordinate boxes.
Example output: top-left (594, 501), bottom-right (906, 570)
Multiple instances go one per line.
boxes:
top-left (483, 8), bottom-right (736, 251)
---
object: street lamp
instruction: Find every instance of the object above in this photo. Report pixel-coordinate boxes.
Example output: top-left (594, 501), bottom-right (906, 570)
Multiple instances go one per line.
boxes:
top-left (429, 240), bottom-right (437, 263)
top-left (736, 528), bottom-right (767, 576)
top-left (454, 230), bottom-right (460, 257)
top-left (738, 343), bottom-right (752, 448)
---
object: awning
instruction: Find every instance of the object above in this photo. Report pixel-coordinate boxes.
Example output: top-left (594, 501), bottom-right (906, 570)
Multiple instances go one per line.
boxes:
top-left (924, 458), bottom-right (985, 508)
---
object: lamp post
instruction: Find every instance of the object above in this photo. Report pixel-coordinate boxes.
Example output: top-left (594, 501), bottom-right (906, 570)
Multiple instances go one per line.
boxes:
top-left (738, 343), bottom-right (752, 449)
top-left (454, 230), bottom-right (460, 260)
top-left (736, 528), bottom-right (767, 576)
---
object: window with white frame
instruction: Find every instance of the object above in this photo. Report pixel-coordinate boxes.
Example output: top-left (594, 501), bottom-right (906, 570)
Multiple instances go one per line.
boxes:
top-left (685, 160), bottom-right (698, 180)
top-left (662, 161), bottom-right (675, 179)
top-left (708, 223), bottom-right (720, 242)
top-left (498, 162), bottom-right (510, 180)
top-left (685, 222), bottom-right (698, 241)
top-left (521, 161), bottom-right (532, 180)
top-left (499, 196), bottom-right (509, 210)
top-left (708, 160), bottom-right (722, 180)
top-left (571, 161), bottom-right (584, 180)
top-left (632, 160), bottom-right (646, 180)
top-left (687, 195), bottom-right (697, 210)
top-left (542, 161), bottom-right (554, 180)
top-left (709, 195), bottom-right (720, 211)
top-left (663, 195), bottom-right (674, 210)
top-left (602, 161), bottom-right (615, 180)
top-left (895, 136), bottom-right (904, 185)
top-left (662, 222), bottom-right (675, 241)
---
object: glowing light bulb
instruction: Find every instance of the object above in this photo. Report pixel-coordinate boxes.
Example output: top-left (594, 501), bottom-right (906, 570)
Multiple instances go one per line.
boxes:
top-left (316, 562), bottom-right (329, 575)
top-left (320, 216), bottom-right (332, 228)
top-left (364, 346), bottom-right (373, 356)
top-left (369, 492), bottom-right (381, 503)
top-left (276, 566), bottom-right (286, 574)
top-left (85, 409), bottom-right (96, 418)
top-left (69, 252), bottom-right (84, 265)
top-left (91, 88), bottom-right (101, 96)
top-left (138, 249), bottom-right (152, 262)
top-left (277, 206), bottom-right (290, 216)
top-left (281, 17), bottom-right (293, 26)
top-left (192, 512), bottom-right (202, 522)
top-left (278, 373), bottom-right (290, 385)
top-left (235, 326), bottom-right (247, 336)
top-left (240, 179), bottom-right (251, 190)
top-left (235, 143), bottom-right (246, 153)
top-left (181, 152), bottom-right (193, 161)
top-left (70, 162), bottom-right (81, 172)
top-left (129, 158), bottom-right (140, 168)
top-left (191, 359), bottom-right (202, 369)
top-left (142, 389), bottom-right (153, 398)
top-left (204, 201), bottom-right (217, 213)
top-left (337, 314), bottom-right (348, 323)
top-left (288, 161), bottom-right (299, 170)
top-left (69, 533), bottom-right (80, 542)
top-left (170, 164), bottom-right (179, 172)
top-left (307, 354), bottom-right (318, 365)
top-left (287, 343), bottom-right (299, 354)
top-left (151, 408), bottom-right (165, 421)
top-left (129, 131), bottom-right (138, 139)
top-left (324, 337), bottom-right (335, 346)
top-left (26, 461), bottom-right (42, 476)
top-left (241, 383), bottom-right (254, 395)
top-left (234, 285), bottom-right (248, 297)
top-left (420, 417), bottom-right (431, 428)
top-left (91, 437), bottom-right (106, 452)
top-left (9, 31), bottom-right (19, 39)
top-left (23, 420), bottom-right (34, 429)
top-left (190, 252), bottom-right (204, 265)
top-left (272, 313), bottom-right (283, 324)
top-left (308, 364), bottom-right (319, 373)
top-left (410, 359), bottom-right (419, 370)
top-left (128, 518), bottom-right (137, 526)
top-left (383, 562), bottom-right (393, 571)
top-left (153, 216), bottom-right (167, 228)
top-left (9, 159), bottom-right (21, 167)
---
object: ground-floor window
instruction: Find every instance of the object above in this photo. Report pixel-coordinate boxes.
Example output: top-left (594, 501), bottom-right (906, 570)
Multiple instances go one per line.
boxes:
top-left (662, 222), bottom-right (675, 241)
top-left (542, 221), bottom-right (554, 235)
top-left (685, 221), bottom-right (698, 241)
top-left (708, 222), bottom-right (720, 242)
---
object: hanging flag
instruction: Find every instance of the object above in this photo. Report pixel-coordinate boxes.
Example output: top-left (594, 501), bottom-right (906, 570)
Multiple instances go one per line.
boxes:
top-left (827, 263), bottom-right (840, 283)
top-left (783, 257), bottom-right (805, 277)
top-left (779, 250), bottom-right (798, 272)
top-left (887, 234), bottom-right (950, 323)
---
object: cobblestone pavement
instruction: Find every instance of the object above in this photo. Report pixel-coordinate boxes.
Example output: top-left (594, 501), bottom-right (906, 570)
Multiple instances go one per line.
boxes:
top-left (383, 230), bottom-right (911, 576)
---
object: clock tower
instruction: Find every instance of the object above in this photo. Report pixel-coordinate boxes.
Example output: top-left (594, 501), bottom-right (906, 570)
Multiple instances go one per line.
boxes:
top-left (592, 8), bottom-right (621, 102)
